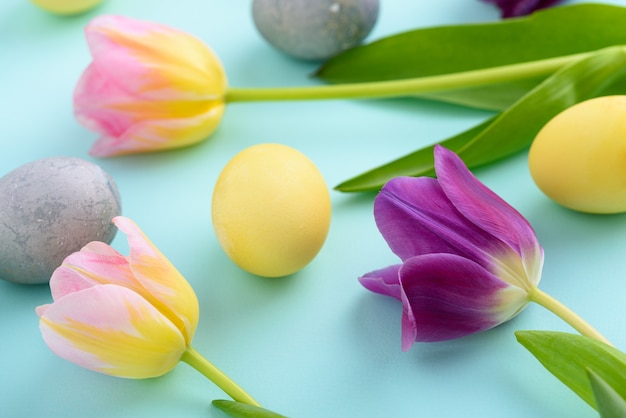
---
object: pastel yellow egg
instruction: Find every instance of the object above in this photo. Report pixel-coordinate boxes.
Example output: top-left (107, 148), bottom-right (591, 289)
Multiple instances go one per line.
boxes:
top-left (528, 95), bottom-right (626, 214)
top-left (212, 143), bottom-right (331, 277)
top-left (30, 0), bottom-right (103, 15)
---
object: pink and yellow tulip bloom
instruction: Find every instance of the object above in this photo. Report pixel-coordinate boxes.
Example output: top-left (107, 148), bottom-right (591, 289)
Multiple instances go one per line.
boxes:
top-left (359, 145), bottom-right (544, 350)
top-left (74, 15), bottom-right (227, 157)
top-left (36, 216), bottom-right (258, 406)
top-left (36, 216), bottom-right (198, 378)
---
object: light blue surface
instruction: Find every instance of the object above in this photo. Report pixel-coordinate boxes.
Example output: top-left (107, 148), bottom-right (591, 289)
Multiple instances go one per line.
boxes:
top-left (1, 0), bottom-right (625, 417)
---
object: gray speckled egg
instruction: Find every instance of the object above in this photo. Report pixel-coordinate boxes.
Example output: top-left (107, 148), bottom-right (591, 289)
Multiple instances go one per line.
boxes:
top-left (252, 0), bottom-right (379, 61)
top-left (0, 157), bottom-right (122, 285)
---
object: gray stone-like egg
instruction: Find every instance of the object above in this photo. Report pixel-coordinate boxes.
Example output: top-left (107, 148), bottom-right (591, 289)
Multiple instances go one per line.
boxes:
top-left (0, 157), bottom-right (122, 285)
top-left (252, 0), bottom-right (379, 60)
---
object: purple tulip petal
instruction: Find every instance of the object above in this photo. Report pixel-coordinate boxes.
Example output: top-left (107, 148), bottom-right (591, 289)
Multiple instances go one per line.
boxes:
top-left (482, 0), bottom-right (564, 18)
top-left (359, 264), bottom-right (402, 300)
top-left (374, 176), bottom-right (509, 268)
top-left (434, 145), bottom-right (543, 286)
top-left (398, 253), bottom-right (528, 349)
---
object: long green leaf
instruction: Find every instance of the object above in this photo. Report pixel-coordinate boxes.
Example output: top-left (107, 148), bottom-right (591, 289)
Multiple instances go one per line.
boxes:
top-left (315, 4), bottom-right (626, 110)
top-left (335, 46), bottom-right (626, 192)
top-left (212, 400), bottom-right (287, 418)
top-left (587, 369), bottom-right (626, 418)
top-left (515, 331), bottom-right (626, 409)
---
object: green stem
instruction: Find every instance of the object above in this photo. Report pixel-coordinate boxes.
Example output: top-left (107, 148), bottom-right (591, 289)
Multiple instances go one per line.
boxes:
top-left (224, 51), bottom-right (592, 103)
top-left (528, 288), bottom-right (612, 346)
top-left (180, 346), bottom-right (261, 407)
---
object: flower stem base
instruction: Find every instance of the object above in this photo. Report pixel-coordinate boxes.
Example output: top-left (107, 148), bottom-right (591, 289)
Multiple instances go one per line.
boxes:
top-left (528, 288), bottom-right (612, 346)
top-left (181, 346), bottom-right (261, 407)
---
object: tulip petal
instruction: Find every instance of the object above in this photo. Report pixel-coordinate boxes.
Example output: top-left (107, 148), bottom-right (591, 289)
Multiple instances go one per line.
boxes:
top-left (74, 63), bottom-right (136, 139)
top-left (482, 0), bottom-right (564, 18)
top-left (49, 244), bottom-right (138, 301)
top-left (374, 176), bottom-right (507, 266)
top-left (112, 217), bottom-right (199, 344)
top-left (85, 15), bottom-right (226, 101)
top-left (398, 253), bottom-right (528, 349)
top-left (38, 284), bottom-right (186, 379)
top-left (358, 264), bottom-right (402, 300)
top-left (89, 105), bottom-right (224, 157)
top-left (74, 63), bottom-right (224, 157)
top-left (434, 145), bottom-right (543, 286)
top-left (81, 241), bottom-right (121, 256)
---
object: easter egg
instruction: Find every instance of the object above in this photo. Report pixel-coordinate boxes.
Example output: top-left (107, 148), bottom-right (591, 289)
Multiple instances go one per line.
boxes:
top-left (0, 157), bottom-right (122, 284)
top-left (252, 0), bottom-right (379, 60)
top-left (30, 0), bottom-right (103, 15)
top-left (212, 143), bottom-right (331, 277)
top-left (529, 96), bottom-right (626, 214)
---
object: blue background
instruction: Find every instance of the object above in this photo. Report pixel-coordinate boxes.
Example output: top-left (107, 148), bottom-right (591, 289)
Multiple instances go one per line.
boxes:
top-left (1, 0), bottom-right (625, 417)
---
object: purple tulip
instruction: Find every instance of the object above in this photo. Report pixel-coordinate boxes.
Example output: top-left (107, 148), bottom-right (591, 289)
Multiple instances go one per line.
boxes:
top-left (359, 145), bottom-right (543, 350)
top-left (482, 0), bottom-right (565, 18)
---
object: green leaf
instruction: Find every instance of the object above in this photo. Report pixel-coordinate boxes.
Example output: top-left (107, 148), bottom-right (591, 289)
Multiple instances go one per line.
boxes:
top-left (587, 369), bottom-right (626, 418)
top-left (315, 4), bottom-right (626, 111)
top-left (515, 331), bottom-right (626, 409)
top-left (335, 117), bottom-right (490, 192)
top-left (212, 400), bottom-right (288, 418)
top-left (335, 46), bottom-right (626, 192)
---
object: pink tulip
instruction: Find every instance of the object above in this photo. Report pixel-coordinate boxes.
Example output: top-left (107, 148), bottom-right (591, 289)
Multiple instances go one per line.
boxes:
top-left (74, 15), bottom-right (227, 156)
top-left (36, 216), bottom-right (260, 406)
top-left (36, 216), bottom-right (199, 378)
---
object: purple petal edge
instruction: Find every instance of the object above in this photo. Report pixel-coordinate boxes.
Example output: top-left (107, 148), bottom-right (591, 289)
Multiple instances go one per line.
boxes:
top-left (374, 176), bottom-right (495, 265)
top-left (359, 264), bottom-right (402, 300)
top-left (434, 145), bottom-right (541, 262)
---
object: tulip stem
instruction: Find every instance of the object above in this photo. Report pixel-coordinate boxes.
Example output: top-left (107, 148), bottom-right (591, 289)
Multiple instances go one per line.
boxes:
top-left (224, 51), bottom-right (591, 103)
top-left (181, 346), bottom-right (261, 407)
top-left (528, 288), bottom-right (612, 346)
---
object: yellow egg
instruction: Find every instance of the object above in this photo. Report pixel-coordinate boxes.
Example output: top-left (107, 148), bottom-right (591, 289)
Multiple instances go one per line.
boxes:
top-left (212, 143), bottom-right (331, 277)
top-left (528, 96), bottom-right (626, 214)
top-left (30, 0), bottom-right (103, 15)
